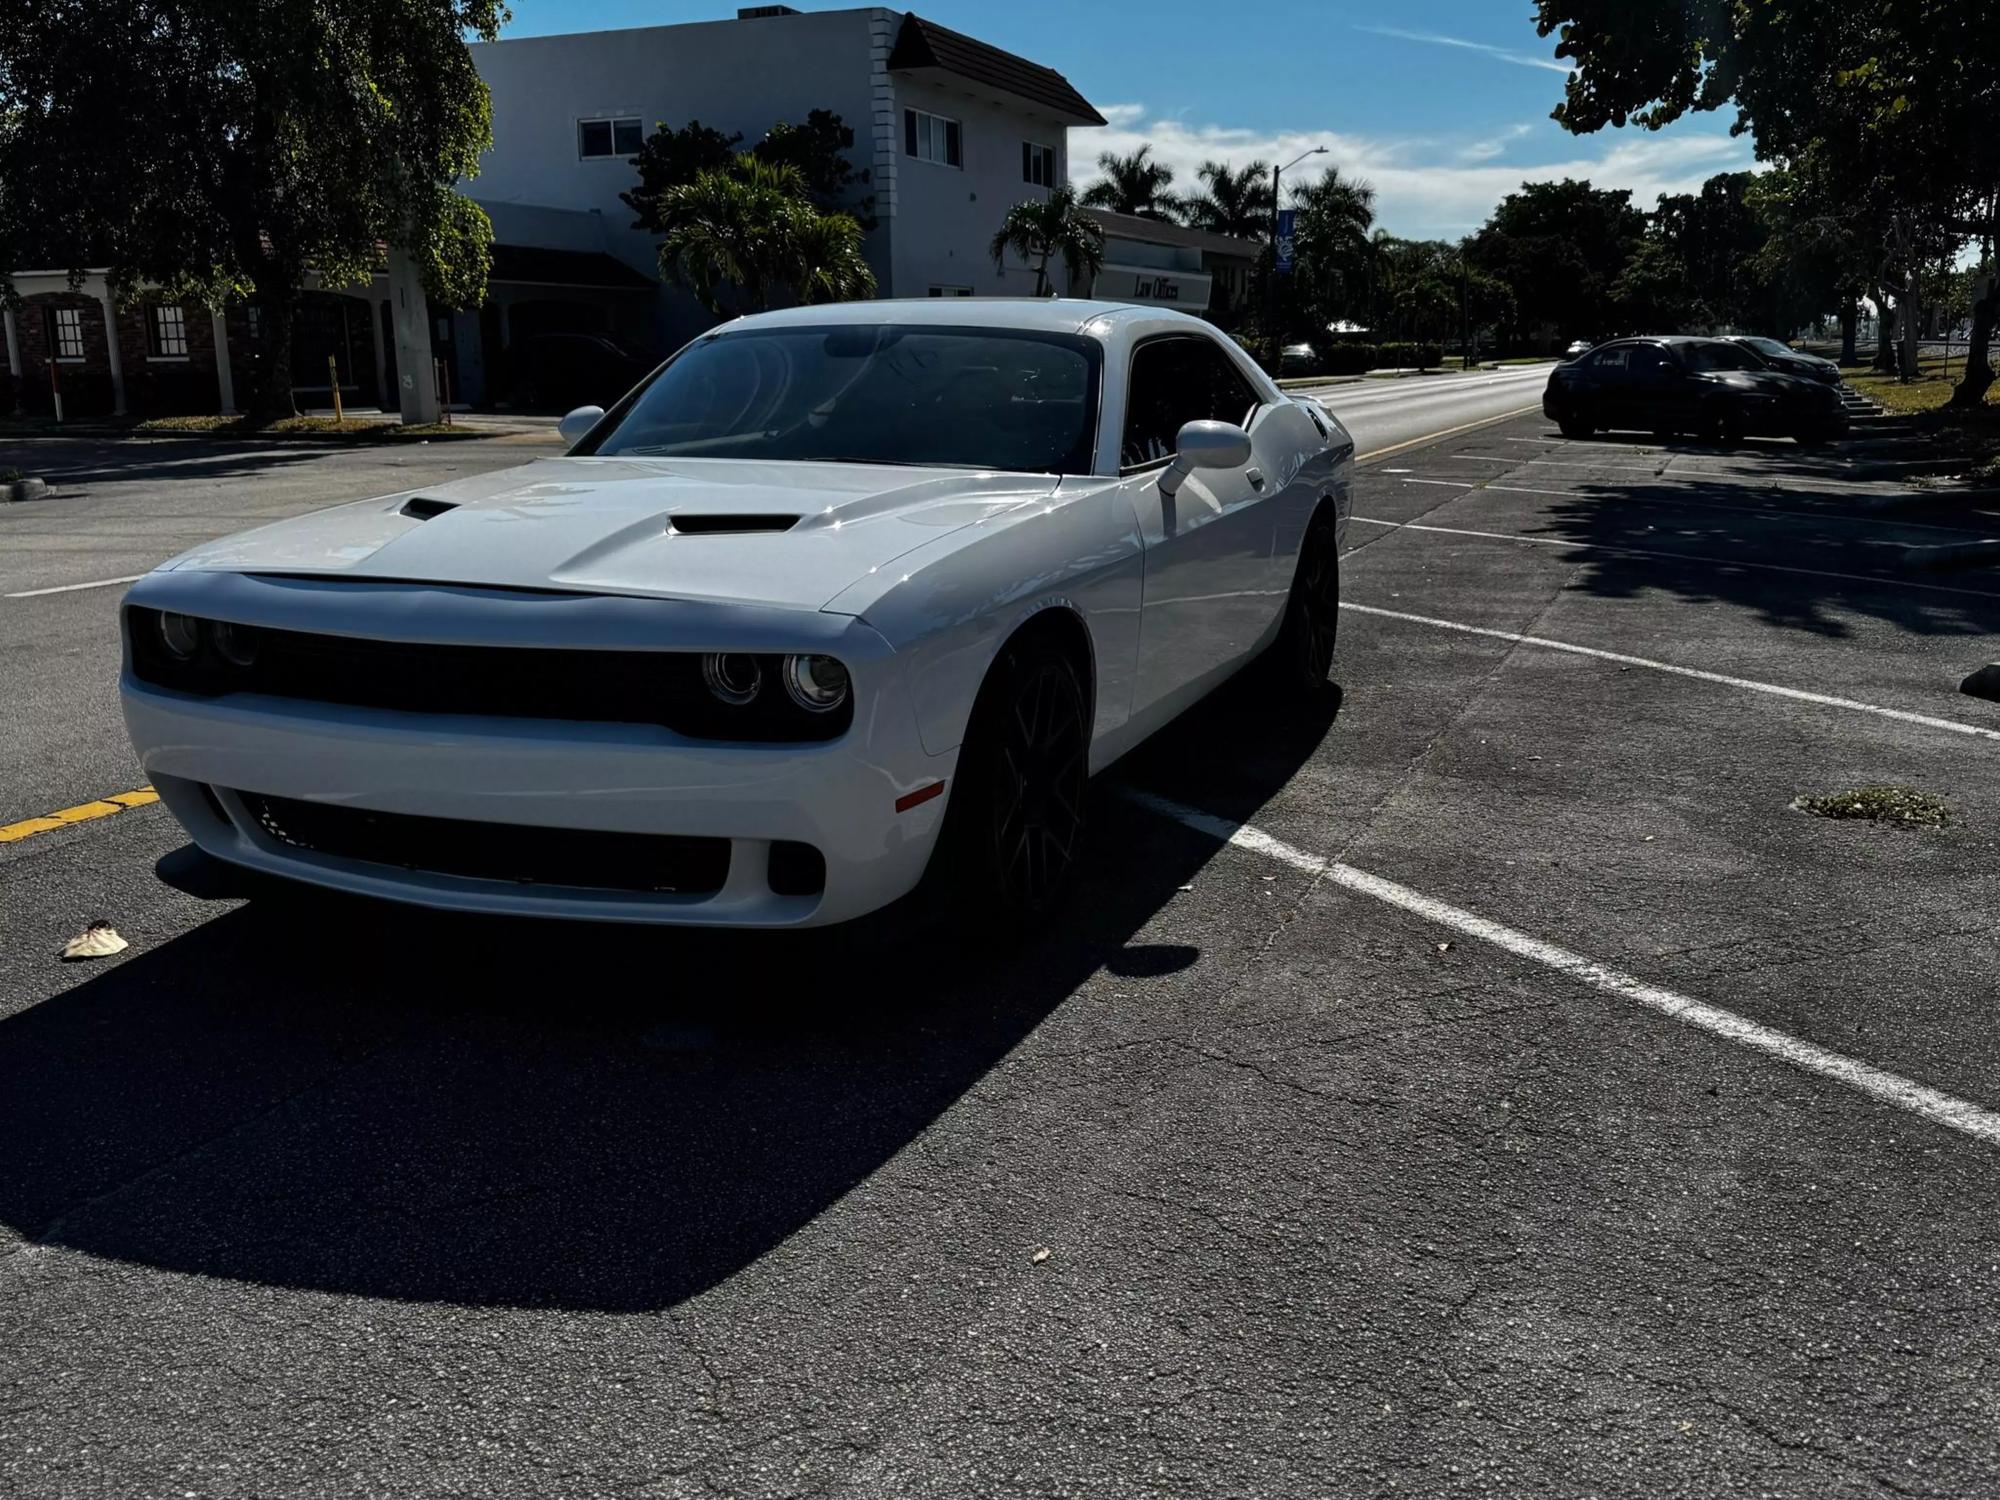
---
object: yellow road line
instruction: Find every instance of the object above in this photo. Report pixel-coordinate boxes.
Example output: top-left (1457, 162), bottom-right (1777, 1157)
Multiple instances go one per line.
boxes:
top-left (1357, 404), bottom-right (1545, 465)
top-left (0, 787), bottom-right (159, 844)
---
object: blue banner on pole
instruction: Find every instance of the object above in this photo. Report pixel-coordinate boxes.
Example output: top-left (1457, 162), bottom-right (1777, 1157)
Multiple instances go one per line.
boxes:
top-left (1275, 209), bottom-right (1298, 276)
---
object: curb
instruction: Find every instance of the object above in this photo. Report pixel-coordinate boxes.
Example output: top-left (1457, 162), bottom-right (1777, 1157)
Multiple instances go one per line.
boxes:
top-left (1, 476), bottom-right (48, 503)
top-left (1964, 664), bottom-right (2000, 703)
top-left (1900, 537), bottom-right (2000, 571)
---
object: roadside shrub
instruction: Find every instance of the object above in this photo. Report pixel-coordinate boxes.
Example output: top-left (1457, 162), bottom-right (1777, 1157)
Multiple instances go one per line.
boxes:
top-left (1314, 342), bottom-right (1380, 375)
top-left (1376, 341), bottom-right (1444, 369)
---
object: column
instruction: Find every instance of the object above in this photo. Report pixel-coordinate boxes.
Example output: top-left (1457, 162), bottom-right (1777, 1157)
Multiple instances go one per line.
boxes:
top-left (211, 306), bottom-right (237, 414)
top-left (95, 276), bottom-right (128, 416)
top-left (368, 285), bottom-right (389, 414)
top-left (1, 306), bottom-right (20, 415)
top-left (384, 248), bottom-right (439, 424)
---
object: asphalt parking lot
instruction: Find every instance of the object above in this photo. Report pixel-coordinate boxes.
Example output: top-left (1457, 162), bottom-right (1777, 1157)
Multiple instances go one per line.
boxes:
top-left (4, 415), bottom-right (2000, 1497)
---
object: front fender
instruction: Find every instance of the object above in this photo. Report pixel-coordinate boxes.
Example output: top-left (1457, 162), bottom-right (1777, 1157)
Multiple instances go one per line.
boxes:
top-left (823, 484), bottom-right (1144, 759)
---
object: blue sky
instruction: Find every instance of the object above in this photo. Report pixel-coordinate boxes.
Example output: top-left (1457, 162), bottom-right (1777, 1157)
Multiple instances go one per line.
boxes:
top-left (496, 0), bottom-right (1757, 239)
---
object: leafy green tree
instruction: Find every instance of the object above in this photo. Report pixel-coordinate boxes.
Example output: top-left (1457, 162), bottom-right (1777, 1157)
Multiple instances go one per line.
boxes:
top-left (1179, 161), bottom-right (1274, 240)
top-left (752, 110), bottom-right (875, 228)
top-left (0, 0), bottom-right (502, 418)
top-left (1081, 146), bottom-right (1178, 221)
top-left (989, 186), bottom-right (1105, 297)
top-left (623, 120), bottom-right (745, 230)
top-left (1468, 180), bottom-right (1647, 347)
top-left (1532, 0), bottom-right (2000, 401)
top-left (655, 158), bottom-right (874, 316)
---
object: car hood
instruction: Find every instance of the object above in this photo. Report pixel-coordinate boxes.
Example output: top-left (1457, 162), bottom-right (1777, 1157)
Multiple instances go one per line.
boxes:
top-left (157, 456), bottom-right (1061, 611)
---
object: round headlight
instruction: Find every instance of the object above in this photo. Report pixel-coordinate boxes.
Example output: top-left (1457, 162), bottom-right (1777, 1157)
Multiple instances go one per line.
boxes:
top-left (701, 652), bottom-right (763, 706)
top-left (157, 611), bottom-right (204, 661)
top-left (213, 620), bottom-right (260, 668)
top-left (783, 654), bottom-right (850, 713)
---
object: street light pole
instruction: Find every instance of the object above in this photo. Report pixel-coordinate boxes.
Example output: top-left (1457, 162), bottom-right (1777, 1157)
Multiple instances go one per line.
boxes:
top-left (1266, 146), bottom-right (1327, 371)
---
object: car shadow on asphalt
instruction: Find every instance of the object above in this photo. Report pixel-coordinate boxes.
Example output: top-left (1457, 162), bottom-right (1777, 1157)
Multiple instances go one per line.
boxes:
top-left (0, 673), bottom-right (1341, 1313)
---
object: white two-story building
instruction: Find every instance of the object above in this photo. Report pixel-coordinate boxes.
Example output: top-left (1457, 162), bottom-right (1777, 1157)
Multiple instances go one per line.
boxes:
top-left (462, 5), bottom-right (1106, 395)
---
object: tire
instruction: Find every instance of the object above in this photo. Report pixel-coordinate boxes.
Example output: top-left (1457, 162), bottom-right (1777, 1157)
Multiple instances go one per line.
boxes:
top-left (925, 632), bottom-right (1089, 935)
top-left (1558, 414), bottom-right (1594, 440)
top-left (1697, 401), bottom-right (1740, 446)
top-left (1269, 511), bottom-right (1341, 691)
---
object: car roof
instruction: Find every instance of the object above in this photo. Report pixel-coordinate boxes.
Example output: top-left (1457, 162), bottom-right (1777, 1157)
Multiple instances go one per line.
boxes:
top-left (711, 298), bottom-right (1217, 338)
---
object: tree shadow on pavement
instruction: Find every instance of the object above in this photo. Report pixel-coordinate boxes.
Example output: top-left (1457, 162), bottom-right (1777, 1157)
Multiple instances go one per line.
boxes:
top-left (0, 673), bottom-right (1340, 1312)
top-left (1525, 476), bottom-right (2000, 640)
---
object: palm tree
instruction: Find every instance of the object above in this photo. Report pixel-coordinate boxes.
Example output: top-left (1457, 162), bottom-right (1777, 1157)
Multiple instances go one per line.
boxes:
top-left (788, 210), bottom-right (876, 304)
top-left (1291, 166), bottom-right (1379, 332)
top-left (655, 156), bottom-right (876, 314)
top-left (1080, 145), bottom-right (1177, 220)
top-left (1179, 160), bottom-right (1274, 239)
top-left (990, 186), bottom-right (1106, 296)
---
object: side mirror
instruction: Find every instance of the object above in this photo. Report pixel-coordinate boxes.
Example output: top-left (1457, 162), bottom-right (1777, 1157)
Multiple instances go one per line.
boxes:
top-left (558, 405), bottom-right (606, 447)
top-left (1160, 420), bottom-right (1253, 497)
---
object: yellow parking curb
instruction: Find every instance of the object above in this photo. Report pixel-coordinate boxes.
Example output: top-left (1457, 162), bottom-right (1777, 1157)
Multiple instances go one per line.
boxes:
top-left (0, 787), bottom-right (159, 844)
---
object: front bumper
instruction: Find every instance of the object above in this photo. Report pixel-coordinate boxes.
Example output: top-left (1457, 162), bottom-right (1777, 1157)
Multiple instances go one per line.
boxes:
top-left (121, 573), bottom-right (956, 927)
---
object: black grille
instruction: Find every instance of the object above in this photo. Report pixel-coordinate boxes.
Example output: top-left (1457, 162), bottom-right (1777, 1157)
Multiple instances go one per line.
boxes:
top-left (127, 607), bottom-right (851, 742)
top-left (237, 791), bottom-right (732, 895)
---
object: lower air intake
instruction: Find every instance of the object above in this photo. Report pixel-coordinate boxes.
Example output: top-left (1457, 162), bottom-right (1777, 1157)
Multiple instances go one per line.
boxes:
top-left (236, 791), bottom-right (731, 896)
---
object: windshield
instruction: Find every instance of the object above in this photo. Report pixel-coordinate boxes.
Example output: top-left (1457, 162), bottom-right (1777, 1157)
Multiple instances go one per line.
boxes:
top-left (1682, 342), bottom-right (1765, 373)
top-left (578, 324), bottom-right (1102, 474)
top-left (1745, 337), bottom-right (1795, 359)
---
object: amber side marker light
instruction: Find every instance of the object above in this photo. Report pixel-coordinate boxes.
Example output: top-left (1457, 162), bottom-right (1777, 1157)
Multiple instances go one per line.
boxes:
top-left (895, 781), bottom-right (946, 814)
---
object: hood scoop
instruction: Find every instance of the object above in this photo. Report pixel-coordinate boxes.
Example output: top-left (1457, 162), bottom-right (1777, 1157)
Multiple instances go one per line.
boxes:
top-left (400, 496), bottom-right (460, 522)
top-left (668, 514), bottom-right (800, 535)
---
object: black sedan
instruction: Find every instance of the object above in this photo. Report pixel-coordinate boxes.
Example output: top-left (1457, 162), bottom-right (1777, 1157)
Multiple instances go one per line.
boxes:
top-left (1543, 337), bottom-right (1847, 446)
top-left (1720, 334), bottom-right (1843, 386)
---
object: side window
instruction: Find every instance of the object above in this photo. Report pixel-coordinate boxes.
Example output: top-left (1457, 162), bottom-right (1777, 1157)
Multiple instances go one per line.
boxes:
top-left (1121, 338), bottom-right (1261, 471)
top-left (1628, 345), bottom-right (1671, 379)
top-left (1588, 346), bottom-right (1630, 372)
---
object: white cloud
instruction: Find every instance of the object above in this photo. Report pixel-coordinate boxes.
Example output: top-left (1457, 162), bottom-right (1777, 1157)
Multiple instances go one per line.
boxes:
top-left (1459, 124), bottom-right (1535, 164)
top-left (1070, 107), bottom-right (1756, 239)
top-left (1358, 26), bottom-right (1572, 75)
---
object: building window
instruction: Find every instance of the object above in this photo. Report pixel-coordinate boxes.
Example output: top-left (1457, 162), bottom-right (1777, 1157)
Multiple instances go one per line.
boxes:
top-left (578, 117), bottom-right (644, 160)
top-left (903, 108), bottom-right (962, 167)
top-left (45, 306), bottom-right (85, 361)
top-left (148, 305), bottom-right (189, 358)
top-left (1023, 142), bottom-right (1056, 188)
top-left (928, 285), bottom-right (974, 297)
top-left (246, 304), bottom-right (263, 342)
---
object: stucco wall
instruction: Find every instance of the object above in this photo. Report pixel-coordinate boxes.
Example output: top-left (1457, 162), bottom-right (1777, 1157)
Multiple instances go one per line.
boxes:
top-left (884, 75), bottom-right (1073, 298)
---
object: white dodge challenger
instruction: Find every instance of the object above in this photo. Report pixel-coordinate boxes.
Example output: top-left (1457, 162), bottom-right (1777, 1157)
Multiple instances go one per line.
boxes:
top-left (121, 300), bottom-right (1354, 928)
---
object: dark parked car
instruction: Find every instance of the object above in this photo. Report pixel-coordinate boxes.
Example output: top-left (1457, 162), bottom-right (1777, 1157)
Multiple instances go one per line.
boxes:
top-left (508, 333), bottom-right (656, 412)
top-left (1719, 334), bottom-right (1843, 386)
top-left (1543, 336), bottom-right (1847, 446)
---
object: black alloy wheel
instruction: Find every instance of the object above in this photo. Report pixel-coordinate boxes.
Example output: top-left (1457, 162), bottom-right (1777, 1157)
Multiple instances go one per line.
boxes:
top-left (1274, 512), bottom-right (1341, 689)
top-left (934, 636), bottom-right (1089, 929)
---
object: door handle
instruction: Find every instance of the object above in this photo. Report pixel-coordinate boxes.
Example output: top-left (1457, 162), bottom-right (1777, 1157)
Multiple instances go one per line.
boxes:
top-left (1246, 468), bottom-right (1266, 490)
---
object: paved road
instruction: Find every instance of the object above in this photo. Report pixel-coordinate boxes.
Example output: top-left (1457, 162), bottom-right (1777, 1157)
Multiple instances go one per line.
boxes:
top-left (6, 415), bottom-right (2000, 1496)
top-left (1303, 363), bottom-right (1555, 459)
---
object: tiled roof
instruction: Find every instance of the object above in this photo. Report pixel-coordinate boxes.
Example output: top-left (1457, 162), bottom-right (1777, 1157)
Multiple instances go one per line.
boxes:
top-left (888, 15), bottom-right (1106, 126)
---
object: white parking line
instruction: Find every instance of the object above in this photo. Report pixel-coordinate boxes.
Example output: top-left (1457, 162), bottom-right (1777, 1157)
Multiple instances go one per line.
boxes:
top-left (1340, 601), bottom-right (2000, 742)
top-left (1349, 517), bottom-right (2000, 601)
top-left (1128, 789), bottom-right (2000, 1150)
top-left (5, 573), bottom-right (146, 600)
top-left (1398, 478), bottom-right (1477, 488)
